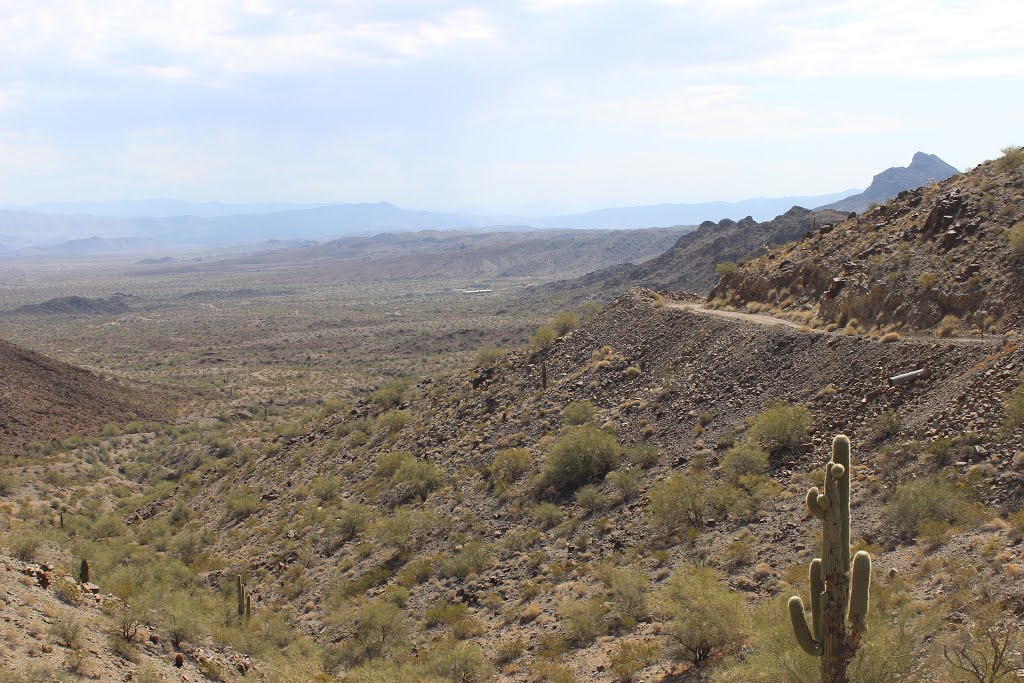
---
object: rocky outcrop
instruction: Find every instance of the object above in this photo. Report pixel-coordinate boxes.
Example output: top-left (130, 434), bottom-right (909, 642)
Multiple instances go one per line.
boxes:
top-left (818, 152), bottom-right (959, 213)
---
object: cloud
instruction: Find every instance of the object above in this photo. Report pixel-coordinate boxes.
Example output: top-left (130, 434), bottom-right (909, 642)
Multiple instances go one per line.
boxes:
top-left (0, 2), bottom-right (499, 83)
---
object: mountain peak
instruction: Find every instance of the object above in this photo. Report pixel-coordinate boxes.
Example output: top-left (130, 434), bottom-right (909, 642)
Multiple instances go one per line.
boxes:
top-left (818, 152), bottom-right (959, 213)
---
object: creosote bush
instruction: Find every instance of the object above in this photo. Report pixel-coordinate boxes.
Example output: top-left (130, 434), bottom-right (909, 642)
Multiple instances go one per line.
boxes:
top-left (540, 424), bottom-right (621, 493)
top-left (561, 400), bottom-right (595, 426)
top-left (488, 448), bottom-right (533, 487)
top-left (994, 145), bottom-right (1024, 173)
top-left (884, 475), bottom-right (978, 539)
top-left (661, 565), bottom-right (748, 664)
top-left (531, 324), bottom-right (558, 350)
top-left (1005, 380), bottom-right (1024, 430)
top-left (748, 402), bottom-right (811, 459)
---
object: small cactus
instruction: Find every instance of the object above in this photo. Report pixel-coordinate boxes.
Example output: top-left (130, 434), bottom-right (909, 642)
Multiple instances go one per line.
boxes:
top-left (236, 574), bottom-right (252, 621)
top-left (540, 361), bottom-right (548, 391)
top-left (79, 558), bottom-right (90, 584)
top-left (788, 435), bottom-right (872, 683)
top-left (174, 652), bottom-right (184, 668)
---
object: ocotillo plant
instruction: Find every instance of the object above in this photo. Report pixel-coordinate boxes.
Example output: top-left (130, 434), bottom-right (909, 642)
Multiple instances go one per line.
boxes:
top-left (788, 435), bottom-right (871, 683)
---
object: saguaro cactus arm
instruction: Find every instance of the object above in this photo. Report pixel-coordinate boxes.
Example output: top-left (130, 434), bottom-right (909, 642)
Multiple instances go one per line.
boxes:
top-left (789, 596), bottom-right (823, 656)
top-left (848, 551), bottom-right (871, 635)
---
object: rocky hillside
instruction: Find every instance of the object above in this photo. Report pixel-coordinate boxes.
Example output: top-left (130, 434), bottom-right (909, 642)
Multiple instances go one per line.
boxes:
top-left (8, 293), bottom-right (137, 316)
top-left (818, 152), bottom-right (959, 213)
top-left (0, 338), bottom-right (166, 452)
top-left (534, 206), bottom-right (849, 304)
top-left (115, 288), bottom-right (1024, 682)
top-left (712, 150), bottom-right (1024, 334)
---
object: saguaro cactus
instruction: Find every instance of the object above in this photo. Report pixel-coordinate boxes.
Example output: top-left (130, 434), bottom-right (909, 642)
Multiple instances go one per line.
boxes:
top-left (788, 435), bottom-right (872, 683)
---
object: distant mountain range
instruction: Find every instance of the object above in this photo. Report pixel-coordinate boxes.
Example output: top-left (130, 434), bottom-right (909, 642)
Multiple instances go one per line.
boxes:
top-left (0, 153), bottom-right (958, 255)
top-left (817, 152), bottom-right (959, 213)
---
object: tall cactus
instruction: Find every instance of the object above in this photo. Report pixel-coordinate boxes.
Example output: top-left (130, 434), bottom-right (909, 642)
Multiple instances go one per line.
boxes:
top-left (788, 435), bottom-right (872, 683)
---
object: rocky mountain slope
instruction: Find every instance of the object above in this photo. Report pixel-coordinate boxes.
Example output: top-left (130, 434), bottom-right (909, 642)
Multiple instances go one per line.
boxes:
top-left (0, 338), bottom-right (166, 452)
top-left (112, 286), bottom-right (1024, 682)
top-left (818, 152), bottom-right (959, 213)
top-left (713, 150), bottom-right (1024, 334)
top-left (534, 207), bottom-right (849, 304)
top-left (129, 227), bottom-right (691, 283)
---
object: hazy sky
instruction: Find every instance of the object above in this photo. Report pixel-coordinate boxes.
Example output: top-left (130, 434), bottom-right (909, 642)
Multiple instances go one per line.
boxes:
top-left (1, 0), bottom-right (1021, 212)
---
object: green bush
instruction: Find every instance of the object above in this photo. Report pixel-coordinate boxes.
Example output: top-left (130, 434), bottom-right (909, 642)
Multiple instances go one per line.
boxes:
top-left (377, 451), bottom-right (416, 478)
top-left (335, 599), bottom-right (411, 666)
top-left (994, 145), bottom-right (1024, 173)
top-left (376, 410), bottom-right (412, 434)
top-left (533, 502), bottom-right (564, 529)
top-left (624, 444), bottom-right (660, 469)
top-left (474, 344), bottom-right (506, 367)
top-left (884, 475), bottom-right (973, 538)
top-left (574, 485), bottom-right (607, 513)
top-left (748, 402), bottom-right (811, 458)
top-left (609, 640), bottom-right (661, 682)
top-left (719, 443), bottom-right (768, 485)
top-left (715, 261), bottom-right (738, 278)
top-left (531, 324), bottom-right (558, 350)
top-left (9, 532), bottom-right (42, 562)
top-left (225, 493), bottom-right (261, 521)
top-left (488, 448), bottom-right (533, 487)
top-left (551, 311), bottom-right (579, 336)
top-left (392, 459), bottom-right (443, 502)
top-left (606, 468), bottom-right (642, 501)
top-left (648, 470), bottom-right (715, 540)
top-left (428, 637), bottom-right (494, 682)
top-left (561, 400), bottom-right (595, 426)
top-left (1008, 221), bottom-right (1024, 257)
top-left (560, 598), bottom-right (609, 645)
top-left (661, 565), bottom-right (748, 664)
top-left (541, 425), bottom-right (621, 493)
top-left (372, 377), bottom-right (413, 409)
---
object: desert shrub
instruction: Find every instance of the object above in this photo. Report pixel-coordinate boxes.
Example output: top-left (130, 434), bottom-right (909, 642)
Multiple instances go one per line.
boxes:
top-left (885, 475), bottom-right (974, 538)
top-left (560, 598), bottom-right (609, 646)
top-left (436, 542), bottom-right (493, 580)
top-left (936, 314), bottom-right (960, 337)
top-left (748, 402), bottom-right (811, 458)
top-left (376, 451), bottom-right (416, 478)
top-left (0, 470), bottom-right (16, 495)
top-left (624, 444), bottom-right (660, 469)
top-left (609, 640), bottom-right (661, 682)
top-left (311, 475), bottom-right (341, 502)
top-left (648, 470), bottom-right (715, 541)
top-left (715, 261), bottom-right (738, 277)
top-left (868, 410), bottom-right (902, 444)
top-left (601, 567), bottom-right (649, 629)
top-left (376, 410), bottom-right (412, 434)
top-left (994, 145), bottom-right (1024, 173)
top-left (606, 468), bottom-right (642, 501)
top-left (540, 425), bottom-right (621, 493)
top-left (488, 448), bottom-right (532, 487)
top-left (561, 400), bottom-right (595, 426)
top-left (715, 583), bottom-right (933, 683)
top-left (9, 532), bottom-right (43, 561)
top-left (336, 599), bottom-right (411, 666)
top-left (369, 507), bottom-right (437, 551)
top-left (551, 311), bottom-right (579, 336)
top-left (428, 637), bottom-right (494, 682)
top-left (329, 502), bottom-right (372, 544)
top-left (372, 377), bottom-right (413, 409)
top-left (474, 344), bottom-right (506, 367)
top-left (577, 301), bottom-right (604, 322)
top-left (1005, 381), bottom-right (1024, 430)
top-left (574, 485), bottom-right (607, 513)
top-left (719, 443), bottom-right (768, 485)
top-left (942, 600), bottom-right (1024, 683)
top-left (391, 459), bottom-right (443, 502)
top-left (226, 492), bottom-right (261, 520)
top-left (533, 502), bottom-right (564, 529)
top-left (661, 565), bottom-right (748, 664)
top-left (50, 611), bottom-right (82, 649)
top-left (397, 556), bottom-right (435, 587)
top-left (1008, 221), bottom-right (1024, 257)
top-left (531, 324), bottom-right (558, 350)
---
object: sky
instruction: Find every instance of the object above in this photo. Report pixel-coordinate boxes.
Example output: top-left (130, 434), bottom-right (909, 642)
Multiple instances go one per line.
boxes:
top-left (1, 0), bottom-right (1022, 213)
